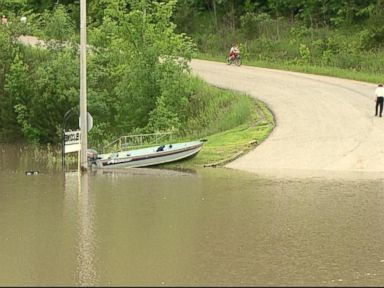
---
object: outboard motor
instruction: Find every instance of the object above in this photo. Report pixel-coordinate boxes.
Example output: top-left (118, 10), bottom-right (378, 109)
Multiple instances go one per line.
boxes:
top-left (87, 149), bottom-right (98, 166)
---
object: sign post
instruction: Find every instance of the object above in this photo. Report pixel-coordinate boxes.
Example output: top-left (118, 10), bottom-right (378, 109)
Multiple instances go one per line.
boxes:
top-left (64, 130), bottom-right (81, 153)
top-left (79, 0), bottom-right (88, 171)
top-left (62, 108), bottom-right (74, 170)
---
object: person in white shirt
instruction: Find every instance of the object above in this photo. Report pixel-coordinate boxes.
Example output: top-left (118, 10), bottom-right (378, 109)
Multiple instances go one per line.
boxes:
top-left (1, 15), bottom-right (8, 26)
top-left (375, 84), bottom-right (384, 117)
top-left (229, 43), bottom-right (240, 61)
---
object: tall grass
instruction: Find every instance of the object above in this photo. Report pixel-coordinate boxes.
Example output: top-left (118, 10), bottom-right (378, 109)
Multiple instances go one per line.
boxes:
top-left (0, 143), bottom-right (78, 172)
top-left (183, 77), bottom-right (255, 138)
top-left (191, 17), bottom-right (384, 84)
top-left (166, 98), bottom-right (274, 169)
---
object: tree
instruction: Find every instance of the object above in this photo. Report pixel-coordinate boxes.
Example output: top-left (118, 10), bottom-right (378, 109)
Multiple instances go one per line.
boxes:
top-left (0, 26), bottom-right (19, 140)
top-left (4, 54), bottom-right (38, 141)
top-left (42, 4), bottom-right (74, 42)
top-left (88, 0), bottom-right (195, 136)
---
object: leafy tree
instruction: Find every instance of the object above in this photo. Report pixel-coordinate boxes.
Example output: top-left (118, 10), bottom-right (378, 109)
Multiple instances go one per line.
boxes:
top-left (4, 53), bottom-right (38, 141)
top-left (0, 26), bottom-right (19, 140)
top-left (5, 0), bottom-right (384, 144)
top-left (30, 48), bottom-right (79, 142)
top-left (88, 0), bottom-right (195, 137)
top-left (0, 0), bottom-right (27, 12)
top-left (42, 4), bottom-right (74, 42)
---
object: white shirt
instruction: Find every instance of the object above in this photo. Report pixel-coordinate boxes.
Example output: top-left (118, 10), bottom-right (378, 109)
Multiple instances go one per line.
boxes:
top-left (230, 46), bottom-right (239, 54)
top-left (375, 86), bottom-right (384, 97)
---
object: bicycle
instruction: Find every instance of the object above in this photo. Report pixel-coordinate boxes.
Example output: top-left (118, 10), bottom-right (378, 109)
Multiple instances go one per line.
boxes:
top-left (226, 54), bottom-right (242, 66)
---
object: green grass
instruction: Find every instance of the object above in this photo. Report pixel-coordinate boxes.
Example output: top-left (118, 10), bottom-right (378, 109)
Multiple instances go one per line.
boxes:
top-left (162, 99), bottom-right (274, 169)
top-left (245, 60), bottom-right (383, 84)
top-left (196, 52), bottom-right (383, 84)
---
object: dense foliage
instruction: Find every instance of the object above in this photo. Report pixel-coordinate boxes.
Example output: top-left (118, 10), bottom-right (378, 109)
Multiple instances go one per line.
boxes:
top-left (2, 0), bottom-right (384, 145)
top-left (0, 0), bottom-right (255, 146)
top-left (171, 1), bottom-right (384, 75)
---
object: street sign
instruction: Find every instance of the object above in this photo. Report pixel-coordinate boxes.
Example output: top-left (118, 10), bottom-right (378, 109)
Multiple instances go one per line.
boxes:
top-left (87, 112), bottom-right (93, 132)
top-left (79, 112), bottom-right (93, 132)
top-left (64, 130), bottom-right (81, 153)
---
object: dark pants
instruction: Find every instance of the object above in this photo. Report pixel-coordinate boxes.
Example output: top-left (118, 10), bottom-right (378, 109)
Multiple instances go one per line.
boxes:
top-left (376, 97), bottom-right (383, 116)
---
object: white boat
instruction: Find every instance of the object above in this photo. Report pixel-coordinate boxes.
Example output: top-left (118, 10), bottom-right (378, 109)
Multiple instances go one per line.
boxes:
top-left (89, 140), bottom-right (205, 169)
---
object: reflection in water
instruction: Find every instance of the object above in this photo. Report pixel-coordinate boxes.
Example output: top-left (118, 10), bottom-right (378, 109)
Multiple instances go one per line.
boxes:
top-left (65, 172), bottom-right (97, 286)
top-left (77, 172), bottom-right (97, 286)
top-left (2, 144), bottom-right (384, 286)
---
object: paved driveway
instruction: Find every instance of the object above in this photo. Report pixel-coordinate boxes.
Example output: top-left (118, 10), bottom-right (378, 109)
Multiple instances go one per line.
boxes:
top-left (190, 59), bottom-right (384, 178)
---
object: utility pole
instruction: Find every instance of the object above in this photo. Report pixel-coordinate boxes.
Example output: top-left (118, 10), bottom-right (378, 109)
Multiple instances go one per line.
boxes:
top-left (80, 0), bottom-right (88, 171)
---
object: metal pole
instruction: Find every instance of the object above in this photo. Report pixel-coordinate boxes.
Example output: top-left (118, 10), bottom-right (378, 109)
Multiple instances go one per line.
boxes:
top-left (62, 129), bottom-right (65, 170)
top-left (62, 108), bottom-right (73, 171)
top-left (80, 0), bottom-right (88, 171)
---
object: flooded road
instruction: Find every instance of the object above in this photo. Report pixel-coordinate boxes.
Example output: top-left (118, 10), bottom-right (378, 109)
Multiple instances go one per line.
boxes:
top-left (1, 145), bottom-right (384, 286)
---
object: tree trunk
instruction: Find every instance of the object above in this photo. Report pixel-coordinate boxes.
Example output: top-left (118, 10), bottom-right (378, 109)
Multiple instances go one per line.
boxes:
top-left (230, 0), bottom-right (235, 30)
top-left (212, 0), bottom-right (217, 30)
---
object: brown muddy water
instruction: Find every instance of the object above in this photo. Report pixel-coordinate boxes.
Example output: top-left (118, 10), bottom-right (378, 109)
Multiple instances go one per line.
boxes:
top-left (1, 144), bottom-right (384, 286)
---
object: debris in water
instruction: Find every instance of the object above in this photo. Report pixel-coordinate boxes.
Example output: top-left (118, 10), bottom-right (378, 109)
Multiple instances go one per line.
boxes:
top-left (25, 171), bottom-right (39, 176)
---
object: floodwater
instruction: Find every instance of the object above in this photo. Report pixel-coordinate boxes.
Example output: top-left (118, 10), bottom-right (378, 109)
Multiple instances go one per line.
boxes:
top-left (1, 145), bottom-right (384, 286)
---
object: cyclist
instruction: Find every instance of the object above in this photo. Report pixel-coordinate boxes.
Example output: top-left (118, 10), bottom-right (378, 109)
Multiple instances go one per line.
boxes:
top-left (229, 43), bottom-right (240, 61)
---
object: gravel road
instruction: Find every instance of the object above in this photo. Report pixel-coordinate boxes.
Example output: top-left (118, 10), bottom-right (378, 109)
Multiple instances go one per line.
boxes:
top-left (190, 59), bottom-right (384, 178)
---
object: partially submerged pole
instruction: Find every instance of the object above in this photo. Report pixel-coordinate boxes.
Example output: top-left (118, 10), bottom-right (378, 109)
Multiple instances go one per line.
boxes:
top-left (79, 0), bottom-right (88, 171)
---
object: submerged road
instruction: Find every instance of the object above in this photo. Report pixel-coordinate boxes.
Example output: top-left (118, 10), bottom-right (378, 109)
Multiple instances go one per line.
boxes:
top-left (190, 59), bottom-right (384, 178)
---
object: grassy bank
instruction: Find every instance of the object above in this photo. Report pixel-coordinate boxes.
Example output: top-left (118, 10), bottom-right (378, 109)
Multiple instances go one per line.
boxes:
top-left (163, 98), bottom-right (274, 170)
top-left (91, 75), bottom-right (275, 170)
top-left (26, 78), bottom-right (275, 171)
top-left (196, 53), bottom-right (382, 84)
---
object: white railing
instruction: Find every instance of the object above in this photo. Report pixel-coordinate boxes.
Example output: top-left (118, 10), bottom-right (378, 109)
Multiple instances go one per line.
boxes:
top-left (102, 132), bottom-right (174, 153)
